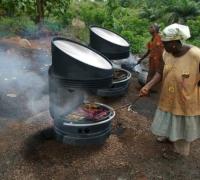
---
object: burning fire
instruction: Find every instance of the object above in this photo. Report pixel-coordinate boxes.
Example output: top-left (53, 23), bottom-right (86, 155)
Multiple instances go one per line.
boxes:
top-left (64, 102), bottom-right (111, 122)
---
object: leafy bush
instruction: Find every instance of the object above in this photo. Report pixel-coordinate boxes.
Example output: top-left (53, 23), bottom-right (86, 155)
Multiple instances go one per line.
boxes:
top-left (0, 16), bottom-right (37, 37)
top-left (187, 16), bottom-right (200, 47)
top-left (78, 2), bottom-right (107, 26)
top-left (1, 0), bottom-right (200, 54)
top-left (71, 2), bottom-right (150, 53)
top-left (43, 17), bottom-right (64, 32)
top-left (121, 31), bottom-right (148, 54)
top-left (111, 8), bottom-right (150, 53)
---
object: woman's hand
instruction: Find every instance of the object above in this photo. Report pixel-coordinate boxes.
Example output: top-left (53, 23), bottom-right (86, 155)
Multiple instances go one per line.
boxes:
top-left (139, 72), bottom-right (162, 96)
top-left (139, 85), bottom-right (150, 96)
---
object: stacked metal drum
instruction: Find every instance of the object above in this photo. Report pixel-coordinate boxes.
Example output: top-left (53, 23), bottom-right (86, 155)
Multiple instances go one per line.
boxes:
top-left (89, 26), bottom-right (132, 97)
top-left (49, 37), bottom-right (115, 145)
top-left (49, 27), bottom-right (132, 145)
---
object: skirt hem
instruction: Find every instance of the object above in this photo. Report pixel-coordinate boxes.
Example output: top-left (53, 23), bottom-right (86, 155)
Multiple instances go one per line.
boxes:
top-left (151, 128), bottom-right (200, 142)
top-left (151, 108), bottom-right (200, 142)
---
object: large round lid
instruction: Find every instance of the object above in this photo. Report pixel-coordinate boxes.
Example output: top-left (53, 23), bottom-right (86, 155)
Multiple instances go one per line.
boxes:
top-left (90, 27), bottom-right (129, 47)
top-left (51, 37), bottom-right (113, 88)
top-left (53, 39), bottom-right (112, 70)
top-left (89, 26), bottom-right (130, 60)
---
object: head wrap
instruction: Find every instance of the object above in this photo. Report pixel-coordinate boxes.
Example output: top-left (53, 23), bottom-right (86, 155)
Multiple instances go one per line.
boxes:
top-left (151, 23), bottom-right (160, 33)
top-left (161, 23), bottom-right (191, 41)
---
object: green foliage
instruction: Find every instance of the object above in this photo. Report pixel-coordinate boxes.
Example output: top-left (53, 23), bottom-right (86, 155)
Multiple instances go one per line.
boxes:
top-left (187, 16), bottom-right (200, 47)
top-left (60, 10), bottom-right (73, 25)
top-left (0, 0), bottom-right (71, 23)
top-left (0, 16), bottom-right (37, 37)
top-left (78, 1), bottom-right (107, 26)
top-left (45, 0), bottom-right (71, 18)
top-left (164, 0), bottom-right (200, 23)
top-left (140, 0), bottom-right (200, 24)
top-left (0, 0), bottom-right (18, 16)
top-left (103, 0), bottom-right (120, 27)
top-left (1, 0), bottom-right (200, 52)
top-left (118, 0), bottom-right (133, 8)
top-left (43, 17), bottom-right (64, 32)
top-left (139, 5), bottom-right (163, 21)
top-left (110, 8), bottom-right (149, 53)
top-left (0, 0), bottom-right (35, 17)
top-left (121, 31), bottom-right (147, 53)
top-left (106, 0), bottom-right (119, 14)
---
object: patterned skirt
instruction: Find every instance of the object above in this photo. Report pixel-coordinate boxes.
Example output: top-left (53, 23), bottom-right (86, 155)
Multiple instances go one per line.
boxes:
top-left (151, 108), bottom-right (200, 142)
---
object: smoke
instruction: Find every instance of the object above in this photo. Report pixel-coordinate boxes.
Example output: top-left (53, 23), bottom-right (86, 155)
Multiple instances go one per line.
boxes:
top-left (0, 45), bottom-right (51, 117)
top-left (49, 79), bottom-right (86, 119)
top-left (112, 53), bottom-right (138, 69)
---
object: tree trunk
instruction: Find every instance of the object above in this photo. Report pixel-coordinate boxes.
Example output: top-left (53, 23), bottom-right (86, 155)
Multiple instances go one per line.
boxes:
top-left (36, 0), bottom-right (45, 24)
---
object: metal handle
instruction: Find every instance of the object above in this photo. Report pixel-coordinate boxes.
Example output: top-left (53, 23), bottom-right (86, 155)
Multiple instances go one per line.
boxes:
top-left (114, 96), bottom-right (141, 111)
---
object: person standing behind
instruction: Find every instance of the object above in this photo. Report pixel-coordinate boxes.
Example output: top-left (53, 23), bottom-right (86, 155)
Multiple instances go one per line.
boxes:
top-left (137, 23), bottom-right (164, 83)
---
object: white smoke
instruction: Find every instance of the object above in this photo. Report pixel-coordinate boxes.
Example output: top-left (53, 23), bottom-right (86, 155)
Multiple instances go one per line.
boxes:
top-left (49, 83), bottom-right (86, 118)
top-left (0, 46), bottom-right (50, 116)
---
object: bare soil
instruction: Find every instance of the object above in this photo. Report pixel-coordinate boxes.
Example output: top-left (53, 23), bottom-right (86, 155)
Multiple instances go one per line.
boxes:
top-left (0, 37), bottom-right (200, 180)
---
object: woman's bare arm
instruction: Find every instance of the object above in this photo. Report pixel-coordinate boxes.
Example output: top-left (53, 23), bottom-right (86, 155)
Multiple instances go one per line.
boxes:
top-left (137, 50), bottom-right (150, 64)
top-left (139, 58), bottom-right (164, 96)
top-left (139, 72), bottom-right (162, 96)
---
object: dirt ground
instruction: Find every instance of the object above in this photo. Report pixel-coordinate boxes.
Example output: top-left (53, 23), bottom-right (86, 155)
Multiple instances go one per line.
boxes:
top-left (0, 37), bottom-right (200, 180)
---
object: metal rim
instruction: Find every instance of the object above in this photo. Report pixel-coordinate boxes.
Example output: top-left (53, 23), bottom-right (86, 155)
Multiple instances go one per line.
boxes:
top-left (112, 68), bottom-right (132, 84)
top-left (62, 102), bottom-right (115, 127)
top-left (52, 37), bottom-right (113, 70)
top-left (90, 25), bottom-right (130, 47)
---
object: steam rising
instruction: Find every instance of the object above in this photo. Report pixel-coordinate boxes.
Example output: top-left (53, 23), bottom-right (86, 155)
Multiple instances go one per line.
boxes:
top-left (49, 84), bottom-right (85, 118)
top-left (0, 46), bottom-right (50, 117)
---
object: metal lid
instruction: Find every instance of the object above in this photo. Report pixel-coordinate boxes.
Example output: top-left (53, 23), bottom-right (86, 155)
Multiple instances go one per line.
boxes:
top-left (90, 27), bottom-right (129, 47)
top-left (51, 37), bottom-right (113, 88)
top-left (53, 39), bottom-right (112, 70)
top-left (89, 26), bottom-right (130, 60)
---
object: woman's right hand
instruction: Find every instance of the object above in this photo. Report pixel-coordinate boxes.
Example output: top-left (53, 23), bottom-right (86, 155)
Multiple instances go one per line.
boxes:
top-left (139, 72), bottom-right (162, 96)
top-left (139, 85), bottom-right (150, 96)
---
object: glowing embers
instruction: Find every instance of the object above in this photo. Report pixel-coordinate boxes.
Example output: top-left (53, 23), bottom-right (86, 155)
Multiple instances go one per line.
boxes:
top-left (62, 102), bottom-right (115, 125)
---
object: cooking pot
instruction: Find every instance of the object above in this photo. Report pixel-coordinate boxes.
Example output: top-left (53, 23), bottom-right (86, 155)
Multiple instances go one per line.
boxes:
top-left (95, 68), bottom-right (131, 97)
top-left (54, 102), bottom-right (115, 145)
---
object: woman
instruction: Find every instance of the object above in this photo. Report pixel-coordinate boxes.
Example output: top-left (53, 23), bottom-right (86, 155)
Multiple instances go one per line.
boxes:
top-left (137, 23), bottom-right (164, 83)
top-left (140, 23), bottom-right (200, 158)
